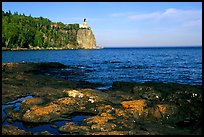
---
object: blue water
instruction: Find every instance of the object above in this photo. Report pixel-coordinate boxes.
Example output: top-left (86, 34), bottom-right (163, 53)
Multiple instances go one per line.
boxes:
top-left (2, 47), bottom-right (202, 86)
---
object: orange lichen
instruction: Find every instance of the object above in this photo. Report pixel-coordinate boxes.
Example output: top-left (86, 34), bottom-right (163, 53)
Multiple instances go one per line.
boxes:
top-left (100, 112), bottom-right (112, 117)
top-left (150, 105), bottom-right (168, 118)
top-left (87, 116), bottom-right (107, 125)
top-left (115, 109), bottom-right (126, 117)
top-left (84, 93), bottom-right (92, 97)
top-left (157, 105), bottom-right (167, 113)
top-left (30, 104), bottom-right (58, 116)
top-left (96, 104), bottom-right (114, 112)
top-left (86, 113), bottom-right (115, 125)
top-left (121, 100), bottom-right (146, 112)
top-left (104, 105), bottom-right (113, 109)
top-left (55, 98), bottom-right (75, 105)
top-left (22, 98), bottom-right (42, 105)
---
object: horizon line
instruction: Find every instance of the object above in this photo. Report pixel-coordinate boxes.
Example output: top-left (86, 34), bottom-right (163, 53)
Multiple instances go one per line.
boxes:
top-left (103, 45), bottom-right (202, 48)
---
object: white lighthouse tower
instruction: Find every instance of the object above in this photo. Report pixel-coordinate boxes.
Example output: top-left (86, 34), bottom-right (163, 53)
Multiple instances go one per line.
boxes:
top-left (80, 18), bottom-right (89, 29)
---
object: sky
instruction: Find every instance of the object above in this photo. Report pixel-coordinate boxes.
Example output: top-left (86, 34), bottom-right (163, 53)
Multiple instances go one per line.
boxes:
top-left (2, 2), bottom-right (202, 47)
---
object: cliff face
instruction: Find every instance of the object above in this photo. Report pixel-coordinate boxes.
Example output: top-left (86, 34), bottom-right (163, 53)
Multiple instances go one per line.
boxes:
top-left (76, 28), bottom-right (97, 49)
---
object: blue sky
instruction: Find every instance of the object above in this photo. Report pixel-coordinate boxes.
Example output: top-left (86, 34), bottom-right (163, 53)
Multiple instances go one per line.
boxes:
top-left (2, 2), bottom-right (202, 47)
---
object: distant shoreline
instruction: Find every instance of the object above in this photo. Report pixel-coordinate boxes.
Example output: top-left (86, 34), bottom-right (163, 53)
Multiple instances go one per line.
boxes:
top-left (2, 46), bottom-right (201, 51)
top-left (2, 46), bottom-right (103, 51)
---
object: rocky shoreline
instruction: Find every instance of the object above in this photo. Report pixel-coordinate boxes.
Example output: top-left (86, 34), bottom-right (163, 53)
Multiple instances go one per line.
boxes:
top-left (2, 62), bottom-right (202, 135)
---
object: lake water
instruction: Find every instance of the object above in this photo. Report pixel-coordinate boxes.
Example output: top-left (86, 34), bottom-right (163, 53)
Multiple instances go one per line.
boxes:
top-left (2, 47), bottom-right (202, 86)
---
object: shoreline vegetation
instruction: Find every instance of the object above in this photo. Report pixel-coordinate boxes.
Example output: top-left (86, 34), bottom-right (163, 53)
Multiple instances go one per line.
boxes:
top-left (2, 46), bottom-right (201, 51)
top-left (2, 46), bottom-right (200, 51)
top-left (2, 62), bottom-right (202, 135)
top-left (2, 45), bottom-right (104, 51)
top-left (2, 10), bottom-right (102, 50)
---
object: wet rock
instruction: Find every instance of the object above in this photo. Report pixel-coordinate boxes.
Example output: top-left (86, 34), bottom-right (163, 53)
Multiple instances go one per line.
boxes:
top-left (2, 116), bottom-right (7, 123)
top-left (111, 91), bottom-right (134, 102)
top-left (7, 118), bottom-right (14, 124)
top-left (34, 131), bottom-right (53, 135)
top-left (7, 111), bottom-right (22, 121)
top-left (2, 125), bottom-right (32, 135)
top-left (4, 105), bottom-right (15, 115)
top-left (59, 122), bottom-right (90, 134)
top-left (133, 85), bottom-right (161, 100)
top-left (165, 90), bottom-right (202, 126)
top-left (50, 123), bottom-right (59, 128)
top-left (112, 81), bottom-right (136, 92)
top-left (147, 104), bottom-right (177, 120)
top-left (112, 82), bottom-right (163, 101)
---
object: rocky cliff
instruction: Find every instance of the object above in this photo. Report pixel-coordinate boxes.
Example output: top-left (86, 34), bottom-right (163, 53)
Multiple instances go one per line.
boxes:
top-left (76, 28), bottom-right (97, 49)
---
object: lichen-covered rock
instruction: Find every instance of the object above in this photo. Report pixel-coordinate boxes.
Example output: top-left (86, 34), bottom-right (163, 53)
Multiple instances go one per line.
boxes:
top-left (63, 90), bottom-right (84, 98)
top-left (115, 109), bottom-right (126, 117)
top-left (85, 112), bottom-right (115, 126)
top-left (20, 97), bottom-right (44, 112)
top-left (22, 104), bottom-right (60, 122)
top-left (91, 123), bottom-right (117, 132)
top-left (22, 97), bottom-right (78, 123)
top-left (7, 111), bottom-right (22, 121)
top-left (95, 104), bottom-right (115, 114)
top-left (54, 97), bottom-right (76, 105)
top-left (59, 122), bottom-right (90, 134)
top-left (22, 97), bottom-right (44, 106)
top-left (21, 96), bottom-right (92, 123)
top-left (2, 125), bottom-right (32, 135)
top-left (121, 100), bottom-right (147, 115)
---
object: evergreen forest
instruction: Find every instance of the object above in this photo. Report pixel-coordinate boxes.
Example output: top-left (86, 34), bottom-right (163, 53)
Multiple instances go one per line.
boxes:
top-left (2, 10), bottom-right (80, 50)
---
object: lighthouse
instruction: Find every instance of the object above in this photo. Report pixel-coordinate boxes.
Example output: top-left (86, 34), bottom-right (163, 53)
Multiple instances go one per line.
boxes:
top-left (80, 18), bottom-right (89, 29)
